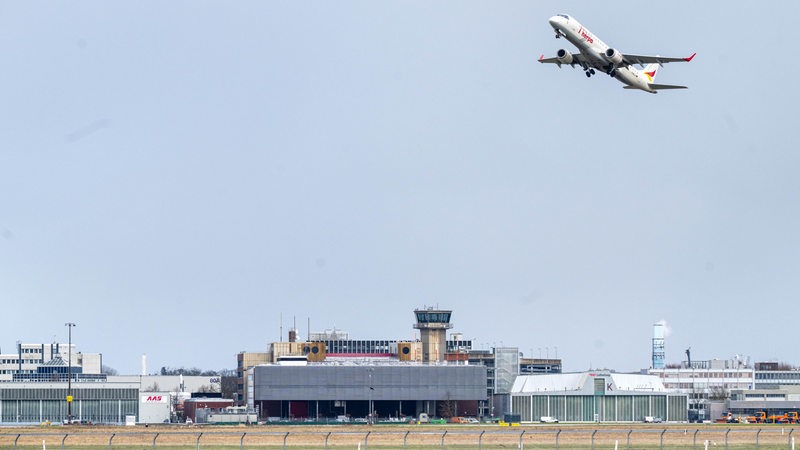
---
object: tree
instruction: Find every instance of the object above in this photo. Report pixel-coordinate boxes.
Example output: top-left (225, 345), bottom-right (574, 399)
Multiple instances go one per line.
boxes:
top-left (438, 393), bottom-right (455, 419)
top-left (709, 386), bottom-right (729, 401)
top-left (221, 376), bottom-right (237, 401)
top-left (101, 365), bottom-right (118, 375)
top-left (160, 366), bottom-right (206, 376)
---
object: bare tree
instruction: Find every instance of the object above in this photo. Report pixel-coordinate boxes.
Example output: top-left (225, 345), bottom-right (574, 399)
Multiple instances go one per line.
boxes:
top-left (438, 393), bottom-right (455, 419)
top-left (709, 386), bottom-right (729, 400)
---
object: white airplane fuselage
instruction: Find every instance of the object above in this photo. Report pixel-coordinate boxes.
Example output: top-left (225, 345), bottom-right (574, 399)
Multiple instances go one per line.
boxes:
top-left (549, 15), bottom-right (653, 92)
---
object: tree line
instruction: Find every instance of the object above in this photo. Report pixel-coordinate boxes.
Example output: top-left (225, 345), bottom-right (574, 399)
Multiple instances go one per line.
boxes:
top-left (159, 366), bottom-right (235, 376)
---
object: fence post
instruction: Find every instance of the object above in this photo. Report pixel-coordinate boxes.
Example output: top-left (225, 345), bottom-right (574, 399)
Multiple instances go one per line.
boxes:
top-left (478, 430), bottom-right (485, 450)
top-left (660, 429), bottom-right (666, 450)
top-left (365, 431), bottom-right (371, 450)
top-left (627, 429), bottom-right (633, 449)
top-left (519, 430), bottom-right (526, 450)
top-left (239, 433), bottom-right (245, 450)
top-left (755, 429), bottom-right (761, 449)
top-left (108, 433), bottom-right (115, 450)
top-left (325, 432), bottom-right (331, 450)
top-left (693, 429), bottom-right (699, 450)
top-left (725, 428), bottom-right (730, 450)
top-left (592, 429), bottom-right (597, 450)
top-left (403, 430), bottom-right (410, 450)
top-left (153, 432), bottom-right (160, 450)
top-left (555, 429), bottom-right (561, 450)
top-left (282, 432), bottom-right (289, 450)
top-left (14, 434), bottom-right (20, 450)
top-left (788, 428), bottom-right (794, 450)
top-left (441, 430), bottom-right (447, 450)
top-left (61, 434), bottom-right (68, 450)
top-left (196, 432), bottom-right (203, 450)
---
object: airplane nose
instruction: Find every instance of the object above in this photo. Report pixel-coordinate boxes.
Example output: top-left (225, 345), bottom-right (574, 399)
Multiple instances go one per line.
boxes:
top-left (548, 16), bottom-right (560, 27)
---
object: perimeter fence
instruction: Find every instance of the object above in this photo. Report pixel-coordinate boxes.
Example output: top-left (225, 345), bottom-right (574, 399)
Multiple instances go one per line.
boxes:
top-left (1, 427), bottom-right (799, 449)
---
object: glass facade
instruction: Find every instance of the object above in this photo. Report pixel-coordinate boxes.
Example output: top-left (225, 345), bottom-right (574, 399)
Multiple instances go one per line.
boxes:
top-left (0, 386), bottom-right (138, 424)
top-left (414, 311), bottom-right (451, 324)
top-left (493, 348), bottom-right (519, 394)
top-left (324, 340), bottom-right (394, 354)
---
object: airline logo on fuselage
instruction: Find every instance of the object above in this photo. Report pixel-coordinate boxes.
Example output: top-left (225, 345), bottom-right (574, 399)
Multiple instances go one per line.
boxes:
top-left (577, 27), bottom-right (594, 44)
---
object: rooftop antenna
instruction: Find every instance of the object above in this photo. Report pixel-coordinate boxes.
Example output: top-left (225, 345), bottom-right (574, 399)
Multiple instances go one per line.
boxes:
top-left (686, 347), bottom-right (692, 367)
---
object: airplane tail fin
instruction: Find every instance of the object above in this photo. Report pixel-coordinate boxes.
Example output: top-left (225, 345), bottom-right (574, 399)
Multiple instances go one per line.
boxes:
top-left (642, 63), bottom-right (659, 84)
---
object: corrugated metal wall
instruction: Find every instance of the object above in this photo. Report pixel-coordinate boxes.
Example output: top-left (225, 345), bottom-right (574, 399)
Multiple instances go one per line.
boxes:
top-left (253, 365), bottom-right (487, 401)
top-left (512, 394), bottom-right (688, 422)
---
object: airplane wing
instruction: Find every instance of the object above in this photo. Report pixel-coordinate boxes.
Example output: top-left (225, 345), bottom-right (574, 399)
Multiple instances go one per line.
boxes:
top-left (538, 53), bottom-right (591, 68)
top-left (623, 84), bottom-right (687, 90)
top-left (622, 53), bottom-right (696, 66)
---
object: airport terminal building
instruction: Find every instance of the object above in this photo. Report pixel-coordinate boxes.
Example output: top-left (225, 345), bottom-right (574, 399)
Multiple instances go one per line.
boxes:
top-left (248, 363), bottom-right (487, 420)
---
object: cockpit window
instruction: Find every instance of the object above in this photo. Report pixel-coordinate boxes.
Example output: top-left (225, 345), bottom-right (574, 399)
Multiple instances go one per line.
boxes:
top-left (557, 14), bottom-right (570, 20)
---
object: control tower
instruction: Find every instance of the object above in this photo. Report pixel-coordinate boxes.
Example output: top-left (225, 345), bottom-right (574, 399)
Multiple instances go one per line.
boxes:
top-left (413, 308), bottom-right (453, 363)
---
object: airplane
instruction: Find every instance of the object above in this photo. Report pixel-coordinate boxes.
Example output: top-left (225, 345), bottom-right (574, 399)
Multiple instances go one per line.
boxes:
top-left (539, 14), bottom-right (695, 93)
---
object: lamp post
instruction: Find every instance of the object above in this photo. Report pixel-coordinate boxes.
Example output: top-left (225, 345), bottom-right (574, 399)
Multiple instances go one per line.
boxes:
top-left (368, 368), bottom-right (374, 425)
top-left (65, 322), bottom-right (76, 424)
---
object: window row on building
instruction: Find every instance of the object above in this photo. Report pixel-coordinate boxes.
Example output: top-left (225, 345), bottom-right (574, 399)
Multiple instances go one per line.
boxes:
top-left (756, 372), bottom-right (800, 380)
top-left (0, 387), bottom-right (137, 401)
top-left (0, 399), bottom-right (137, 423)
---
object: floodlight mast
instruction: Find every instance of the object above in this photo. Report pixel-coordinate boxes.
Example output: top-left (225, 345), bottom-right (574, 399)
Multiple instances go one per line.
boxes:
top-left (65, 322), bottom-right (76, 423)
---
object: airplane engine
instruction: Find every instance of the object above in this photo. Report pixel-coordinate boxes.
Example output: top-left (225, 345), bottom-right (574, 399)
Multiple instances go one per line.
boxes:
top-left (603, 48), bottom-right (623, 66)
top-left (556, 49), bottom-right (573, 65)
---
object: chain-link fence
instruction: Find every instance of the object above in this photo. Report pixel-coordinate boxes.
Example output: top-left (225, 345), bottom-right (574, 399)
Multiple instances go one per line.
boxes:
top-left (1, 426), bottom-right (798, 449)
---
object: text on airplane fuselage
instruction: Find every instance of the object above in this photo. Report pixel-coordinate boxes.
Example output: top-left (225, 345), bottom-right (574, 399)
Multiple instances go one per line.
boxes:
top-left (577, 27), bottom-right (594, 44)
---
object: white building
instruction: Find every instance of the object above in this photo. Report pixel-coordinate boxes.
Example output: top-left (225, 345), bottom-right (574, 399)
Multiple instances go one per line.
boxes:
top-left (0, 342), bottom-right (102, 381)
top-left (510, 371), bottom-right (687, 422)
top-left (649, 357), bottom-right (754, 422)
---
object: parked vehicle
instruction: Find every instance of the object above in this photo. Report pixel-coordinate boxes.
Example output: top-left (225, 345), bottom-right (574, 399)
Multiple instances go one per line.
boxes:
top-left (715, 412), bottom-right (739, 424)
top-left (745, 412), bottom-right (767, 424)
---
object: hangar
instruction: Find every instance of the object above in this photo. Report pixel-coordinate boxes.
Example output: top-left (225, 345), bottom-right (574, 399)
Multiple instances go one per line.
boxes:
top-left (248, 363), bottom-right (487, 420)
top-left (510, 371), bottom-right (688, 422)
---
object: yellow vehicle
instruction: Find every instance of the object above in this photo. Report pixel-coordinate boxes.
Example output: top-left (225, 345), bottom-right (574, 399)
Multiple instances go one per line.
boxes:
top-left (715, 412), bottom-right (738, 424)
top-left (745, 412), bottom-right (767, 424)
top-left (767, 414), bottom-right (785, 423)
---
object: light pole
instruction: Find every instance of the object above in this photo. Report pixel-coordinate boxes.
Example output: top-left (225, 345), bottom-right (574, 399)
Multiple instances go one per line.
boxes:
top-left (368, 368), bottom-right (374, 424)
top-left (65, 322), bottom-right (76, 424)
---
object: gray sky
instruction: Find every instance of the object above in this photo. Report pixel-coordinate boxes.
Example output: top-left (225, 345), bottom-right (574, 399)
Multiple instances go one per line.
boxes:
top-left (2, 1), bottom-right (799, 375)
